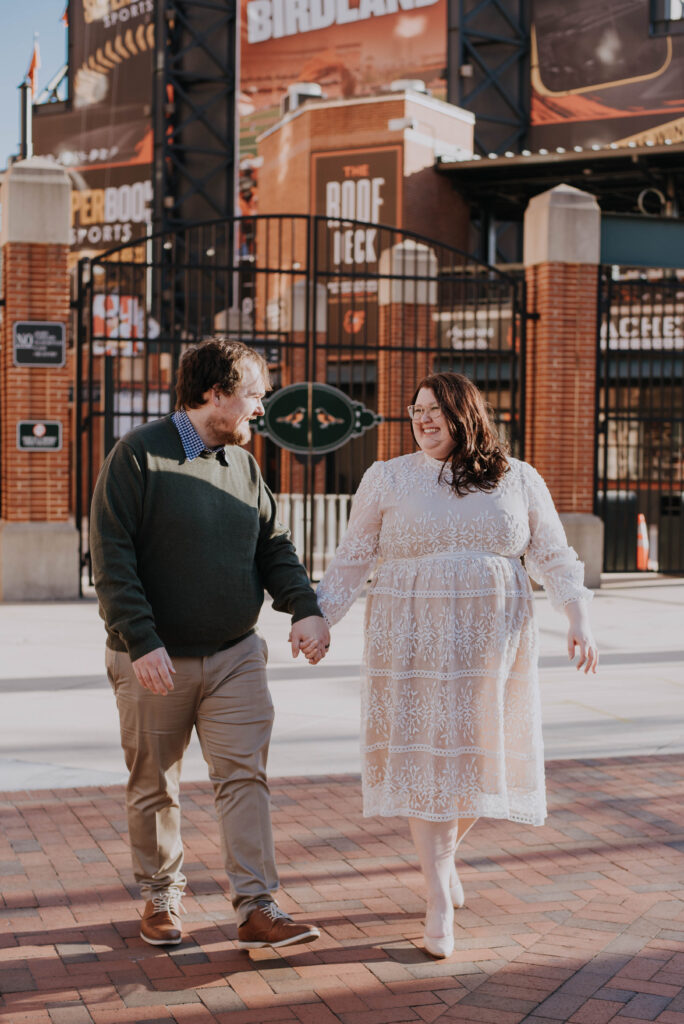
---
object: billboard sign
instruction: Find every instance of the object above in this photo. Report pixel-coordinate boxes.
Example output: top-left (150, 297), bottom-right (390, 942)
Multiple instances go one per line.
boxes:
top-left (313, 146), bottom-right (401, 269)
top-left (69, 167), bottom-right (153, 252)
top-left (92, 293), bottom-right (160, 351)
top-left (33, 0), bottom-right (154, 261)
top-left (312, 146), bottom-right (401, 346)
top-left (69, 0), bottom-right (154, 114)
top-left (239, 0), bottom-right (446, 211)
top-left (529, 0), bottom-right (684, 150)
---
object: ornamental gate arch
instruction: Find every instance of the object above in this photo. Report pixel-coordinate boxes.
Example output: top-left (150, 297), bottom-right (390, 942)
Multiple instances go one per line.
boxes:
top-left (76, 215), bottom-right (526, 586)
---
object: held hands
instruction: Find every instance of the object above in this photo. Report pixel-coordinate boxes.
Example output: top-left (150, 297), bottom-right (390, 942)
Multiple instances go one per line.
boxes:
top-left (132, 646), bottom-right (176, 695)
top-left (289, 615), bottom-right (331, 665)
top-left (565, 601), bottom-right (599, 674)
top-left (132, 619), bottom-right (330, 694)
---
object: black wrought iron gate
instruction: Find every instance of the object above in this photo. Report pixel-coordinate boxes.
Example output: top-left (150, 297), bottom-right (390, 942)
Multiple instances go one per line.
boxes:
top-left (595, 266), bottom-right (684, 573)
top-left (76, 215), bottom-right (526, 584)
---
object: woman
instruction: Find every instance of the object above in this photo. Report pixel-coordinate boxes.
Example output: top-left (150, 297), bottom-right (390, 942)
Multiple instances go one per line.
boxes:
top-left (312, 372), bottom-right (598, 958)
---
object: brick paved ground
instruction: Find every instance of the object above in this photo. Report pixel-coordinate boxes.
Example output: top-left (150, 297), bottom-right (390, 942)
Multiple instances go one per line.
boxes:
top-left (2, 756), bottom-right (684, 1024)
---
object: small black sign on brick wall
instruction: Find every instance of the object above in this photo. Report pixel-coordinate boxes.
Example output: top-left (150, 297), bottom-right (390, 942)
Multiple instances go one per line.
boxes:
top-left (17, 421), bottom-right (63, 451)
top-left (13, 322), bottom-right (66, 367)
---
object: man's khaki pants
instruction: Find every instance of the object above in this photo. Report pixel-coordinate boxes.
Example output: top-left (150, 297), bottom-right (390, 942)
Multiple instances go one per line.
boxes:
top-left (106, 633), bottom-right (277, 925)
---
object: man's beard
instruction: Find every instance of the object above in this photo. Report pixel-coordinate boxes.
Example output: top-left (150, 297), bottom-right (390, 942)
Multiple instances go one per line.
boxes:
top-left (224, 422), bottom-right (251, 447)
top-left (203, 407), bottom-right (254, 447)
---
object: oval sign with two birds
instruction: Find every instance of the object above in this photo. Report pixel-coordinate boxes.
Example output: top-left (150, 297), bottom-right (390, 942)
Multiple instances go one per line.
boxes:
top-left (254, 382), bottom-right (382, 455)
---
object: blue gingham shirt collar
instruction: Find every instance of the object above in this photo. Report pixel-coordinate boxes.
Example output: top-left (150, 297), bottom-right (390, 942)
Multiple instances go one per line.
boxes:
top-left (172, 408), bottom-right (228, 463)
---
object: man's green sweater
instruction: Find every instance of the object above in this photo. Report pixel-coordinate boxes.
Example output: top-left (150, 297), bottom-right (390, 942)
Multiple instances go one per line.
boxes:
top-left (90, 416), bottom-right (322, 660)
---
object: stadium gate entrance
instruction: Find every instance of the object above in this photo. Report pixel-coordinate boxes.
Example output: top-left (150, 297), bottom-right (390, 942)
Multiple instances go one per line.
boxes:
top-left (76, 215), bottom-right (526, 587)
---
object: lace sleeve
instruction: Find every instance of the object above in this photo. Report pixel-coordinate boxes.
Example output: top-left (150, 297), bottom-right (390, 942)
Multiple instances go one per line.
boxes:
top-left (522, 462), bottom-right (593, 610)
top-left (316, 461), bottom-right (385, 625)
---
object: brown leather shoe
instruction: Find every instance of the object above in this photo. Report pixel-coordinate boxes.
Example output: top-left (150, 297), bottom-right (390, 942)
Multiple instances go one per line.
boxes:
top-left (237, 901), bottom-right (320, 949)
top-left (140, 889), bottom-right (184, 946)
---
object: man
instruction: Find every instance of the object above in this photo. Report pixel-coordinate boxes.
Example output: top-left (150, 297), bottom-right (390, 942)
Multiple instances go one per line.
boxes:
top-left (90, 339), bottom-right (329, 950)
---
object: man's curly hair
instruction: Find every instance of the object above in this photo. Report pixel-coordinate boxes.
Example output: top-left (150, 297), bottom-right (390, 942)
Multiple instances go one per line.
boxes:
top-left (175, 338), bottom-right (270, 410)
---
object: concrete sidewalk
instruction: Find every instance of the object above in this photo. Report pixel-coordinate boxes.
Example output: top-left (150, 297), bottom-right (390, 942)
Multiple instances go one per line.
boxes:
top-left (0, 576), bottom-right (683, 790)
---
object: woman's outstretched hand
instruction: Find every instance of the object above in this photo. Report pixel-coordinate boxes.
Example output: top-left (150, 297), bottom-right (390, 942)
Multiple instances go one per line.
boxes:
top-left (564, 600), bottom-right (599, 674)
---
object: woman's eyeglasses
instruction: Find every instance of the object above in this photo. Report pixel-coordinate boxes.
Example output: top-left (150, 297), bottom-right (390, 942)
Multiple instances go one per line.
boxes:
top-left (407, 404), bottom-right (442, 420)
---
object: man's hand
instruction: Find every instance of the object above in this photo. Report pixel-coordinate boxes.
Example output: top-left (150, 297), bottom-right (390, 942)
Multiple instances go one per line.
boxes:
top-left (132, 647), bottom-right (176, 695)
top-left (290, 616), bottom-right (330, 665)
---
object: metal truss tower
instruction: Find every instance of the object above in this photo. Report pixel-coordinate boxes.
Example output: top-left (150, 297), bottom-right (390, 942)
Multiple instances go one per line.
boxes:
top-left (153, 0), bottom-right (236, 232)
top-left (448, 0), bottom-right (530, 156)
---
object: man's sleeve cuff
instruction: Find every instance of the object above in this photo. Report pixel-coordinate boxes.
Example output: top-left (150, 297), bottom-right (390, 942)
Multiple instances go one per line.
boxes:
top-left (127, 633), bottom-right (165, 662)
top-left (290, 597), bottom-right (324, 624)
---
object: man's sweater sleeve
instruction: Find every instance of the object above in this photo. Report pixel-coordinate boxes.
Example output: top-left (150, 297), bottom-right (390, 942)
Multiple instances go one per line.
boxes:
top-left (90, 442), bottom-right (164, 660)
top-left (255, 477), bottom-right (323, 623)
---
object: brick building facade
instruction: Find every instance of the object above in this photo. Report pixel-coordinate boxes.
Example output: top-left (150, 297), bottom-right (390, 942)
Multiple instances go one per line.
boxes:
top-left (0, 105), bottom-right (606, 595)
top-left (257, 89), bottom-right (473, 248)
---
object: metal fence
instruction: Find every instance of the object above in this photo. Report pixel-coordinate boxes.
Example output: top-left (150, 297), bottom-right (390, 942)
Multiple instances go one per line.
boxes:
top-left (595, 266), bottom-right (684, 572)
top-left (76, 214), bottom-right (526, 583)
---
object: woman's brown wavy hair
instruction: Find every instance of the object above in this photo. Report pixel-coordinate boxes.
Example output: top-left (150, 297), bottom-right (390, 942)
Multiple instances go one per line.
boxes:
top-left (411, 372), bottom-right (509, 495)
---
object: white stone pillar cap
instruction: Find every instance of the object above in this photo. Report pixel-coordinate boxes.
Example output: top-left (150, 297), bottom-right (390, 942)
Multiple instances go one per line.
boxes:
top-left (523, 184), bottom-right (600, 266)
top-left (1, 156), bottom-right (71, 246)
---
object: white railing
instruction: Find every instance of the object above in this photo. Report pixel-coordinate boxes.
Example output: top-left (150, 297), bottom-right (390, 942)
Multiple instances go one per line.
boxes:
top-left (276, 493), bottom-right (351, 577)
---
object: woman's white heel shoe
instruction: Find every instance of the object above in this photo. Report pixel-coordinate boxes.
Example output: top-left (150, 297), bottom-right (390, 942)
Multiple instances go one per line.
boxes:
top-left (423, 930), bottom-right (455, 958)
top-left (423, 898), bottom-right (455, 959)
top-left (450, 864), bottom-right (465, 908)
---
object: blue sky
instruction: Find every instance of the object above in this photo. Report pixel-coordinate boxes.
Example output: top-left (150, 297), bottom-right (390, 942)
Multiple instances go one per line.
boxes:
top-left (0, 1), bottom-right (67, 170)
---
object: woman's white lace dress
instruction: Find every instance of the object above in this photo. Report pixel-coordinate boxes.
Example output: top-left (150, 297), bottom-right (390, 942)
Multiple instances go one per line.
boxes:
top-left (316, 453), bottom-right (592, 825)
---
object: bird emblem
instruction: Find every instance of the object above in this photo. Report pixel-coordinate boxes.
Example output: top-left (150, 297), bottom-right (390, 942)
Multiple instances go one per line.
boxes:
top-left (275, 407), bottom-right (305, 428)
top-left (315, 407), bottom-right (345, 429)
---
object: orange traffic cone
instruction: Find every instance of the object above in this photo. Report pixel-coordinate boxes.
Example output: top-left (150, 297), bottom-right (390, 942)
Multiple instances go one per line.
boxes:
top-left (636, 513), bottom-right (649, 571)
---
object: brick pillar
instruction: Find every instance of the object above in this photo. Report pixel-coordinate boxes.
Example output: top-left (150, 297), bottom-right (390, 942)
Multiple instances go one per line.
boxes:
top-left (377, 240), bottom-right (437, 461)
top-left (523, 184), bottom-right (603, 588)
top-left (0, 157), bottom-right (78, 600)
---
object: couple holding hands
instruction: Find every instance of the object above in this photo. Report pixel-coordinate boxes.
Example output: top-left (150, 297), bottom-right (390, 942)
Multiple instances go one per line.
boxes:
top-left (92, 339), bottom-right (597, 959)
